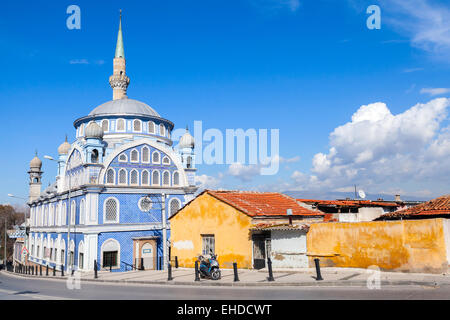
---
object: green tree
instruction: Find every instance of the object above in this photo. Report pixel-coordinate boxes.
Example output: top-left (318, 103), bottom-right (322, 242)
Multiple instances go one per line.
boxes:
top-left (0, 205), bottom-right (26, 262)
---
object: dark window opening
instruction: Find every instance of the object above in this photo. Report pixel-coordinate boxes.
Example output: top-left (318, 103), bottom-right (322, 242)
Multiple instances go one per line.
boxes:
top-left (103, 251), bottom-right (118, 268)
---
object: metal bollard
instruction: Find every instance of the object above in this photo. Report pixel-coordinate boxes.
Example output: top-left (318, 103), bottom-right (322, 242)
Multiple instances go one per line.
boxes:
top-left (94, 260), bottom-right (98, 279)
top-left (32, 266), bottom-right (35, 275)
top-left (314, 258), bottom-right (323, 281)
top-left (61, 265), bottom-right (64, 277)
top-left (159, 256), bottom-right (163, 270)
top-left (175, 256), bottom-right (179, 269)
top-left (39, 265), bottom-right (42, 276)
top-left (53, 265), bottom-right (56, 276)
top-left (194, 260), bottom-right (200, 281)
top-left (233, 262), bottom-right (240, 282)
top-left (267, 258), bottom-right (275, 282)
top-left (167, 262), bottom-right (173, 281)
top-left (140, 257), bottom-right (144, 271)
top-left (46, 265), bottom-right (49, 276)
top-left (109, 264), bottom-right (112, 272)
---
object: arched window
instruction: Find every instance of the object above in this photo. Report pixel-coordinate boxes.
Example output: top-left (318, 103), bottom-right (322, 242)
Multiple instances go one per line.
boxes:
top-left (118, 169), bottom-right (127, 185)
top-left (130, 149), bottom-right (139, 162)
top-left (159, 124), bottom-right (165, 136)
top-left (141, 170), bottom-right (150, 186)
top-left (142, 146), bottom-right (150, 163)
top-left (118, 153), bottom-right (127, 162)
top-left (133, 119), bottom-right (142, 132)
top-left (78, 241), bottom-right (84, 269)
top-left (104, 198), bottom-right (119, 223)
top-left (101, 119), bottom-right (109, 132)
top-left (44, 206), bottom-right (48, 226)
top-left (49, 204), bottom-right (54, 226)
top-left (62, 203), bottom-right (67, 225)
top-left (116, 118), bottom-right (125, 131)
top-left (163, 171), bottom-right (170, 186)
top-left (101, 239), bottom-right (120, 269)
top-left (169, 198), bottom-right (181, 216)
top-left (80, 199), bottom-right (85, 224)
top-left (173, 171), bottom-right (180, 186)
top-left (152, 151), bottom-right (160, 164)
top-left (91, 149), bottom-right (99, 163)
top-left (80, 123), bottom-right (85, 136)
top-left (162, 156), bottom-right (170, 165)
top-left (130, 169), bottom-right (139, 185)
top-left (187, 156), bottom-right (192, 169)
top-left (71, 200), bottom-right (76, 225)
top-left (106, 168), bottom-right (115, 184)
top-left (148, 121), bottom-right (155, 134)
top-left (152, 170), bottom-right (160, 186)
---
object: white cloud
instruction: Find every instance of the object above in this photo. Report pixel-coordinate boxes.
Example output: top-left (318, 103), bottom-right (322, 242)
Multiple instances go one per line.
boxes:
top-left (420, 87), bottom-right (450, 96)
top-left (286, 98), bottom-right (450, 195)
top-left (195, 174), bottom-right (222, 190)
top-left (228, 163), bottom-right (261, 182)
top-left (69, 59), bottom-right (89, 65)
top-left (249, 0), bottom-right (301, 13)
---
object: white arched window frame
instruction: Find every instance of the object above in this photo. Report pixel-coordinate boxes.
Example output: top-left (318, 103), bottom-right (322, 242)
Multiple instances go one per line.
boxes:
top-left (104, 197), bottom-right (119, 224)
top-left (130, 169), bottom-right (139, 186)
top-left (141, 170), bottom-right (150, 186)
top-left (116, 118), bottom-right (126, 132)
top-left (80, 123), bottom-right (85, 137)
top-left (163, 170), bottom-right (171, 186)
top-left (78, 241), bottom-right (85, 269)
top-left (152, 151), bottom-right (160, 164)
top-left (173, 171), bottom-right (180, 186)
top-left (118, 153), bottom-right (128, 162)
top-left (44, 206), bottom-right (48, 226)
top-left (152, 170), bottom-right (160, 186)
top-left (162, 156), bottom-right (171, 165)
top-left (118, 169), bottom-right (128, 185)
top-left (142, 146), bottom-right (150, 163)
top-left (71, 200), bottom-right (76, 225)
top-left (133, 119), bottom-right (142, 132)
top-left (148, 121), bottom-right (155, 134)
top-left (62, 203), bottom-right (67, 225)
top-left (130, 149), bottom-right (139, 163)
top-left (159, 124), bottom-right (165, 136)
top-left (106, 168), bottom-right (115, 185)
top-left (100, 239), bottom-right (121, 269)
top-left (50, 238), bottom-right (54, 262)
top-left (169, 198), bottom-right (181, 217)
top-left (80, 199), bottom-right (86, 225)
top-left (101, 119), bottom-right (109, 133)
top-left (60, 239), bottom-right (66, 265)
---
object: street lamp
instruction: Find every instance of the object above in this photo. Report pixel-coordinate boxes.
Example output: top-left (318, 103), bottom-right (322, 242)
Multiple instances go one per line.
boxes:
top-left (44, 155), bottom-right (73, 272)
top-left (7, 193), bottom-right (28, 267)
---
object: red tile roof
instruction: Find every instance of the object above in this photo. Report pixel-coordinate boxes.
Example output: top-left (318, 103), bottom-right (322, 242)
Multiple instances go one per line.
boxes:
top-left (376, 195), bottom-right (450, 220)
top-left (206, 190), bottom-right (324, 217)
top-left (297, 199), bottom-right (399, 207)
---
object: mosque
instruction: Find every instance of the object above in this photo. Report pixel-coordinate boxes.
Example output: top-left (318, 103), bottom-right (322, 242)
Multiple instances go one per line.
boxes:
top-left (26, 13), bottom-right (198, 272)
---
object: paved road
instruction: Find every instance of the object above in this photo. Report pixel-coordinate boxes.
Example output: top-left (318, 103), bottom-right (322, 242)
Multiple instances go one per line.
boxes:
top-left (0, 272), bottom-right (449, 300)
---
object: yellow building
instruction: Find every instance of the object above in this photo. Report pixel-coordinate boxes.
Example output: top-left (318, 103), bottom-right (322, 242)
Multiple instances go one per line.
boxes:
top-left (169, 190), bottom-right (324, 269)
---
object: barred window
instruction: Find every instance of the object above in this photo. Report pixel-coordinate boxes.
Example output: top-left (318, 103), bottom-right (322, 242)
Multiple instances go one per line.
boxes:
top-left (148, 121), bottom-right (155, 134)
top-left (106, 169), bottom-right (115, 184)
top-left (133, 119), bottom-right (141, 132)
top-left (163, 171), bottom-right (170, 186)
top-left (119, 154), bottom-right (127, 162)
top-left (61, 249), bottom-right (65, 264)
top-left (117, 119), bottom-right (125, 131)
top-left (152, 171), bottom-right (160, 185)
top-left (142, 147), bottom-right (150, 163)
top-left (162, 156), bottom-right (170, 165)
top-left (131, 149), bottom-right (139, 162)
top-left (159, 124), bottom-right (165, 136)
top-left (102, 120), bottom-right (109, 132)
top-left (170, 199), bottom-right (180, 216)
top-left (105, 198), bottom-right (118, 222)
top-left (152, 151), bottom-right (160, 163)
top-left (173, 172), bottom-right (180, 186)
top-left (130, 170), bottom-right (138, 185)
top-left (142, 170), bottom-right (149, 185)
top-left (80, 199), bottom-right (85, 224)
top-left (119, 169), bottom-right (127, 185)
top-left (202, 235), bottom-right (215, 255)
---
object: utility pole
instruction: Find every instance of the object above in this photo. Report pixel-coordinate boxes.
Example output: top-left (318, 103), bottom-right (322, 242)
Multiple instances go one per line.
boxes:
top-left (4, 218), bottom-right (7, 269)
top-left (162, 193), bottom-right (167, 271)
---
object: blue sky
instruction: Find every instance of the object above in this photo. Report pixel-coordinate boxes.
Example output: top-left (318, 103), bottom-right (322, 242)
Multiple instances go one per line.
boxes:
top-left (1, 0), bottom-right (450, 206)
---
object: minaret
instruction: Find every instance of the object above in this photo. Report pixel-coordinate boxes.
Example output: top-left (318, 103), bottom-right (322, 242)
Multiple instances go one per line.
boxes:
top-left (109, 10), bottom-right (130, 100)
top-left (28, 151), bottom-right (43, 203)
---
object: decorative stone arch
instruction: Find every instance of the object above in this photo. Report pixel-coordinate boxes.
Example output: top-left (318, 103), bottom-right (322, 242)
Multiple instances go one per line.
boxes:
top-left (98, 138), bottom-right (189, 186)
top-left (100, 238), bottom-right (121, 269)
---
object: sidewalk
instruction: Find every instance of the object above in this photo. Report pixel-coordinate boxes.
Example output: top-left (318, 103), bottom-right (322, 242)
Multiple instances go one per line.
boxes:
top-left (4, 267), bottom-right (450, 287)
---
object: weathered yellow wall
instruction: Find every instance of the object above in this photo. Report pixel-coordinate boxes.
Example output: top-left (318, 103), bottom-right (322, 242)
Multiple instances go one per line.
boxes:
top-left (170, 193), bottom-right (254, 269)
top-left (307, 218), bottom-right (449, 273)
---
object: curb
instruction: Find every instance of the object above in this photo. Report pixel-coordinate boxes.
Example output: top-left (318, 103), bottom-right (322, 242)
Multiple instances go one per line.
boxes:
top-left (1, 271), bottom-right (442, 288)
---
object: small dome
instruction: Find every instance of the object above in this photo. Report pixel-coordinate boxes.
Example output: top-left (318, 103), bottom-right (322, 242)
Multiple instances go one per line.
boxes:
top-left (30, 154), bottom-right (42, 169)
top-left (179, 127), bottom-right (195, 149)
top-left (85, 122), bottom-right (104, 139)
top-left (58, 136), bottom-right (71, 155)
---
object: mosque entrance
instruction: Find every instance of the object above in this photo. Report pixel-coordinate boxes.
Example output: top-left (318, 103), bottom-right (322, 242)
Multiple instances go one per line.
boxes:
top-left (133, 237), bottom-right (158, 270)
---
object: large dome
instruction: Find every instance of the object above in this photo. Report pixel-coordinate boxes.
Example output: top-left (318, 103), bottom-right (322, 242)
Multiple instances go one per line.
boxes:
top-left (89, 98), bottom-right (160, 117)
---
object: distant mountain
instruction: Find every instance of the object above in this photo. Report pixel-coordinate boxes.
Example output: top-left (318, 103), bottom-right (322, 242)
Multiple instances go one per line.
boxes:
top-left (282, 190), bottom-right (430, 202)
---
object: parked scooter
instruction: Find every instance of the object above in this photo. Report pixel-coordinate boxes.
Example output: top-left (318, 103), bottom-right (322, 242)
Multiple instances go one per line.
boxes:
top-left (198, 251), bottom-right (221, 280)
